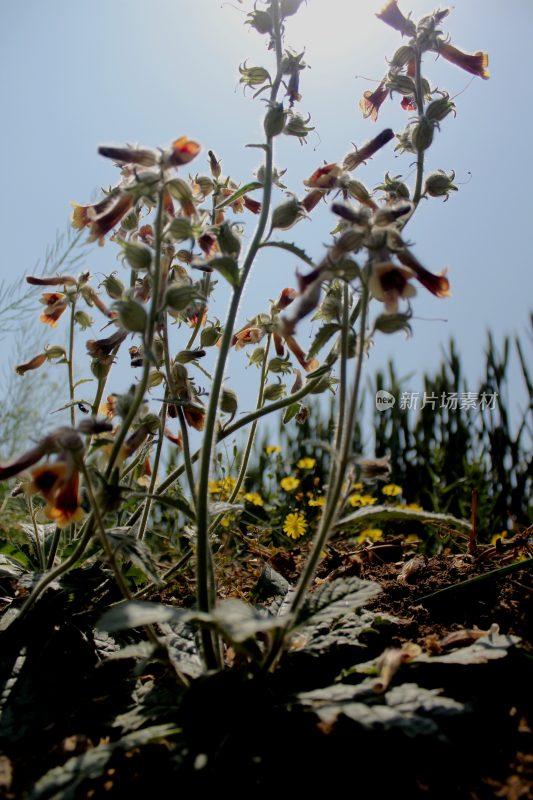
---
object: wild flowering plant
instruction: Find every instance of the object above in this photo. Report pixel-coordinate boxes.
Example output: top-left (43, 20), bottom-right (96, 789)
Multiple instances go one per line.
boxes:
top-left (1, 0), bottom-right (488, 674)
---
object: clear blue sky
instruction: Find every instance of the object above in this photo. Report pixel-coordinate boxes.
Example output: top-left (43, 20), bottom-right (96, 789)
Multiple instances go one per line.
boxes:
top-left (1, 0), bottom-right (532, 439)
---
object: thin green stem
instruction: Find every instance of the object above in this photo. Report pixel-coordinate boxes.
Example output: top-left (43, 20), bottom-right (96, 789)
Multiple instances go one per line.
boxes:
top-left (195, 1), bottom-right (284, 670)
top-left (46, 526), bottom-right (61, 569)
top-left (68, 295), bottom-right (77, 427)
top-left (27, 496), bottom-right (46, 572)
top-left (263, 277), bottom-right (370, 670)
top-left (136, 402), bottom-right (167, 541)
top-left (412, 46), bottom-right (426, 208)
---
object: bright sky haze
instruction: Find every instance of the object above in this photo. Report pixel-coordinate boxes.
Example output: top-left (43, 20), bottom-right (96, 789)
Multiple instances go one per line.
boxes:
top-left (1, 0), bottom-right (532, 436)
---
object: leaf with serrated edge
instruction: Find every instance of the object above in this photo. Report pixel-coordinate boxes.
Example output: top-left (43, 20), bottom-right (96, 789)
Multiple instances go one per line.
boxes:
top-left (307, 322), bottom-right (341, 360)
top-left (297, 576), bottom-right (381, 627)
top-left (338, 505), bottom-right (471, 532)
top-left (258, 240), bottom-right (315, 267)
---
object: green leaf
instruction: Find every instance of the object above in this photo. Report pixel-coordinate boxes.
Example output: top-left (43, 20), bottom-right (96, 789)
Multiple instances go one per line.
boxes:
top-left (297, 576), bottom-right (382, 627)
top-left (215, 181), bottom-right (263, 210)
top-left (106, 530), bottom-right (165, 587)
top-left (338, 505), bottom-right (471, 533)
top-left (258, 240), bottom-right (315, 267)
top-left (28, 725), bottom-right (177, 800)
top-left (307, 322), bottom-right (341, 360)
top-left (149, 492), bottom-right (195, 520)
top-left (282, 402), bottom-right (300, 424)
top-left (97, 601), bottom-right (191, 632)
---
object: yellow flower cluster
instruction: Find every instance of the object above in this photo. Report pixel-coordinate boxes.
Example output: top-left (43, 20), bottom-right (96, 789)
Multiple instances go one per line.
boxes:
top-left (348, 493), bottom-right (377, 508)
top-left (382, 483), bottom-right (402, 497)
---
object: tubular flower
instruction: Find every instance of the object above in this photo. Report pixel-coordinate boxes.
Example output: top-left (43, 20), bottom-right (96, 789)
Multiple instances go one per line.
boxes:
top-left (88, 194), bottom-right (134, 245)
top-left (359, 82), bottom-right (389, 122)
top-left (396, 249), bottom-right (451, 298)
top-left (303, 163), bottom-right (342, 189)
top-left (39, 292), bottom-right (68, 327)
top-left (369, 262), bottom-right (417, 313)
top-left (15, 353), bottom-right (47, 375)
top-left (376, 0), bottom-right (416, 36)
top-left (31, 463), bottom-right (84, 527)
top-left (232, 325), bottom-right (266, 350)
top-left (86, 330), bottom-right (128, 365)
top-left (70, 197), bottom-right (113, 230)
top-left (0, 427), bottom-right (89, 528)
top-left (166, 136), bottom-right (201, 167)
top-left (435, 43), bottom-right (489, 79)
top-left (343, 129), bottom-right (395, 171)
top-left (26, 275), bottom-right (76, 287)
top-left (284, 334), bottom-right (319, 373)
top-left (183, 403), bottom-right (206, 431)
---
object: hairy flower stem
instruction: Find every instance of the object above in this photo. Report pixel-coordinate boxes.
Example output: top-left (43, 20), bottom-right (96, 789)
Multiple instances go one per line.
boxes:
top-left (124, 373), bottom-right (322, 531)
top-left (136, 401), bottom-right (167, 542)
top-left (264, 277), bottom-right (370, 671)
top-left (210, 335), bottom-right (272, 537)
top-left (105, 182), bottom-right (166, 478)
top-left (195, 1), bottom-right (284, 670)
top-left (412, 46), bottom-right (426, 207)
top-left (68, 295), bottom-right (77, 427)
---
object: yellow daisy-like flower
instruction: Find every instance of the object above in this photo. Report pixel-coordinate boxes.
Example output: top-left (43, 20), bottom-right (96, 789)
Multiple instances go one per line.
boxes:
top-left (266, 445), bottom-right (282, 455)
top-left (382, 484), bottom-right (402, 497)
top-left (283, 512), bottom-right (307, 540)
top-left (244, 492), bottom-right (264, 507)
top-left (404, 533), bottom-right (421, 544)
top-left (280, 476), bottom-right (300, 492)
top-left (348, 493), bottom-right (377, 508)
top-left (356, 528), bottom-right (383, 545)
top-left (220, 516), bottom-right (232, 529)
top-left (297, 457), bottom-right (316, 470)
top-left (352, 482), bottom-right (363, 491)
top-left (208, 480), bottom-right (221, 494)
top-left (405, 502), bottom-right (423, 511)
top-left (308, 496), bottom-right (326, 508)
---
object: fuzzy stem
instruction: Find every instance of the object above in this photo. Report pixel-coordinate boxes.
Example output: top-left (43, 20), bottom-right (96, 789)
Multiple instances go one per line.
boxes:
top-left (68, 295), bottom-right (77, 427)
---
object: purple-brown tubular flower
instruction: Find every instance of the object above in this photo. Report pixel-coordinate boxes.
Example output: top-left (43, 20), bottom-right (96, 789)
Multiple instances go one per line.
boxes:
top-left (88, 195), bottom-right (134, 245)
top-left (396, 248), bottom-right (451, 298)
top-left (376, 0), bottom-right (416, 37)
top-left (369, 262), bottom-right (417, 313)
top-left (343, 129), bottom-right (395, 171)
top-left (359, 82), bottom-right (390, 122)
top-left (435, 43), bottom-right (490, 80)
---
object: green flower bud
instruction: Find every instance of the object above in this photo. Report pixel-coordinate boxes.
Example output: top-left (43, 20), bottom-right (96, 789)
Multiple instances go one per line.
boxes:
top-left (388, 45), bottom-right (415, 69)
top-left (167, 177), bottom-right (195, 210)
top-left (284, 112), bottom-right (314, 142)
top-left (220, 388), bottom-right (238, 418)
top-left (264, 103), bottom-right (287, 138)
top-left (239, 63), bottom-right (271, 88)
top-left (147, 369), bottom-right (165, 389)
top-left (45, 345), bottom-right (67, 361)
top-left (217, 222), bottom-right (242, 257)
top-left (201, 324), bottom-right (222, 347)
top-left (74, 310), bottom-right (93, 330)
top-left (334, 228), bottom-right (365, 254)
top-left (248, 347), bottom-right (266, 367)
top-left (271, 197), bottom-right (303, 231)
top-left (376, 172), bottom-right (410, 201)
top-left (175, 348), bottom-right (206, 364)
top-left (280, 0), bottom-right (305, 17)
top-left (195, 176), bottom-right (215, 197)
top-left (386, 74), bottom-right (416, 96)
top-left (263, 382), bottom-right (286, 401)
top-left (346, 179), bottom-right (374, 206)
top-left (115, 390), bottom-right (137, 420)
top-left (171, 363), bottom-right (190, 399)
top-left (268, 355), bottom-right (292, 374)
top-left (90, 358), bottom-right (108, 379)
top-left (120, 209), bottom-right (139, 232)
top-left (424, 170), bottom-right (458, 198)
top-left (166, 284), bottom-right (203, 312)
top-left (168, 217), bottom-right (194, 242)
top-left (177, 249), bottom-right (193, 264)
top-left (101, 273), bottom-right (125, 300)
top-left (121, 241), bottom-right (153, 272)
top-left (374, 312), bottom-right (412, 336)
top-left (411, 116), bottom-right (434, 152)
top-left (208, 150), bottom-right (221, 179)
top-left (245, 10), bottom-right (273, 35)
top-left (114, 299), bottom-right (148, 333)
top-left (426, 95), bottom-right (456, 122)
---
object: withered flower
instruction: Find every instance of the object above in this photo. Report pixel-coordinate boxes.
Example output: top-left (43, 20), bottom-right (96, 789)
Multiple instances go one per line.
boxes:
top-left (396, 248), bottom-right (451, 297)
top-left (39, 292), bottom-right (68, 327)
top-left (15, 353), bottom-right (47, 375)
top-left (88, 194), bottom-right (134, 245)
top-left (376, 1), bottom-right (416, 37)
top-left (435, 43), bottom-right (489, 79)
top-left (343, 129), bottom-right (395, 171)
top-left (166, 136), bottom-right (201, 167)
top-left (369, 262), bottom-right (417, 313)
